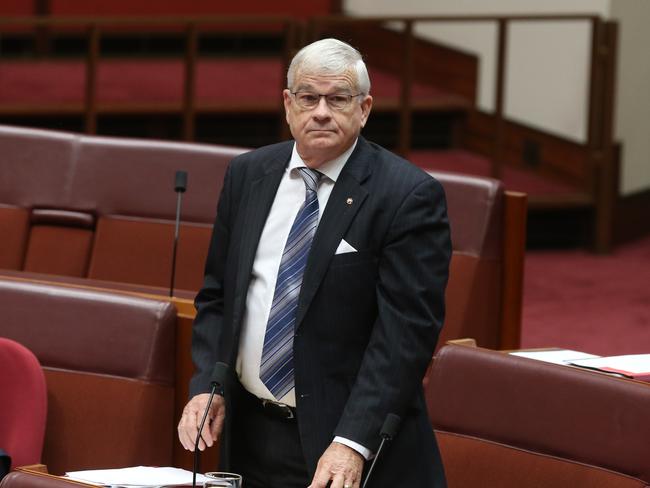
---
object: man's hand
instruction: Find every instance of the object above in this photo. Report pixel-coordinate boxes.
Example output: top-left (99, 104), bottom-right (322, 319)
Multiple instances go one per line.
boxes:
top-left (308, 442), bottom-right (365, 488)
top-left (177, 393), bottom-right (226, 452)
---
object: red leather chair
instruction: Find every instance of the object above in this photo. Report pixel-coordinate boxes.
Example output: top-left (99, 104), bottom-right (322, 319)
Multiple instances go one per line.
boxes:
top-left (429, 344), bottom-right (650, 487)
top-left (0, 338), bottom-right (47, 469)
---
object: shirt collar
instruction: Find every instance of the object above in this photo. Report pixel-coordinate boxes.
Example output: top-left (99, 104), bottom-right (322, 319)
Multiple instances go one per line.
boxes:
top-left (288, 139), bottom-right (358, 183)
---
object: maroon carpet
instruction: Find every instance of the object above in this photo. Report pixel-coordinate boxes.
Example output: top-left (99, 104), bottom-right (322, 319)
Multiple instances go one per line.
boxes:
top-left (521, 235), bottom-right (650, 356)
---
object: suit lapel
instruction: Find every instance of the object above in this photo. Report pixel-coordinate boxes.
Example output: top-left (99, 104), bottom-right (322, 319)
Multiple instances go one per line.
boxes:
top-left (295, 139), bottom-right (372, 329)
top-left (233, 146), bottom-right (289, 320)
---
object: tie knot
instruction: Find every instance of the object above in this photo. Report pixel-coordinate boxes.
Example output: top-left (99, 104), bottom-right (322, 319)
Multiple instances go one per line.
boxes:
top-left (296, 167), bottom-right (322, 193)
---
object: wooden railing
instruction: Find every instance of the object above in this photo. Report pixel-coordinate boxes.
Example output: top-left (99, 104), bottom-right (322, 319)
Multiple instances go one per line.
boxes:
top-left (309, 14), bottom-right (617, 251)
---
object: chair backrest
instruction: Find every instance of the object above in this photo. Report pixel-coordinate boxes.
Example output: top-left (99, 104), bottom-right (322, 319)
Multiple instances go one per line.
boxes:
top-left (428, 344), bottom-right (650, 487)
top-left (0, 339), bottom-right (47, 469)
top-left (428, 171), bottom-right (527, 350)
top-left (0, 278), bottom-right (178, 475)
top-left (0, 469), bottom-right (94, 488)
top-left (0, 124), bottom-right (247, 292)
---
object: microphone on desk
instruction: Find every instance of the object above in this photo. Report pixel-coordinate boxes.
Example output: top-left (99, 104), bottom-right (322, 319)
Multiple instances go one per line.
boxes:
top-left (361, 413), bottom-right (401, 488)
top-left (192, 362), bottom-right (229, 488)
top-left (169, 170), bottom-right (188, 297)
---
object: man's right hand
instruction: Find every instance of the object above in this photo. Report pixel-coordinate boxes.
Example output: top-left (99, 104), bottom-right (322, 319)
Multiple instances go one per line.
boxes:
top-left (177, 393), bottom-right (226, 451)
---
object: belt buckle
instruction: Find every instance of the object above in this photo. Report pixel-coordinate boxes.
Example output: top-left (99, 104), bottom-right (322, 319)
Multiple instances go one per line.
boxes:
top-left (262, 399), bottom-right (295, 420)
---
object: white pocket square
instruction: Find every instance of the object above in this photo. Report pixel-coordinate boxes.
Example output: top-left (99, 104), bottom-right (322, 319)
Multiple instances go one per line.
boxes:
top-left (335, 239), bottom-right (357, 255)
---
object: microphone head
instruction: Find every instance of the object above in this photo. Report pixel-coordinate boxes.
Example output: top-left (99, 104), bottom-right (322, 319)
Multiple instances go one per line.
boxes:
top-left (174, 170), bottom-right (188, 193)
top-left (210, 362), bottom-right (229, 391)
top-left (380, 413), bottom-right (401, 440)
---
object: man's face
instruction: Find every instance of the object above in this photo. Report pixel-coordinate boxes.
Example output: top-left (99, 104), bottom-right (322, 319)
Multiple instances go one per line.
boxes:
top-left (283, 70), bottom-right (372, 168)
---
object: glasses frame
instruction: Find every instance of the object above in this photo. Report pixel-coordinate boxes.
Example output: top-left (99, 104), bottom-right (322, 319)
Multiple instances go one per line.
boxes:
top-left (290, 91), bottom-right (364, 111)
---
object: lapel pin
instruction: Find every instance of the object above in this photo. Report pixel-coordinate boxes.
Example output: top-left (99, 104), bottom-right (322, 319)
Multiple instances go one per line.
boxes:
top-left (346, 197), bottom-right (353, 205)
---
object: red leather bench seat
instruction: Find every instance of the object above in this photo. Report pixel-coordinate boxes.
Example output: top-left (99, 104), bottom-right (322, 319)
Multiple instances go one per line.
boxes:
top-left (0, 124), bottom-right (247, 293)
top-left (429, 344), bottom-right (650, 487)
top-left (427, 171), bottom-right (505, 349)
top-left (0, 278), bottom-right (177, 475)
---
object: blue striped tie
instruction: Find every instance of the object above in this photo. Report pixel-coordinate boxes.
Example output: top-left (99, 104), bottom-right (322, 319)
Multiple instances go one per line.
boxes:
top-left (260, 167), bottom-right (322, 400)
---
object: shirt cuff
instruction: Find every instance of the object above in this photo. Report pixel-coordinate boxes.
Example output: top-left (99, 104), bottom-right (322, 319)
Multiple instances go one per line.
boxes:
top-left (333, 436), bottom-right (374, 461)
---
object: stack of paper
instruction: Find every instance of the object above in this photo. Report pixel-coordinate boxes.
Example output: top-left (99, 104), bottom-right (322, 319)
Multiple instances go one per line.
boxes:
top-left (66, 467), bottom-right (211, 487)
top-left (569, 354), bottom-right (650, 382)
top-left (509, 349), bottom-right (599, 365)
top-left (510, 350), bottom-right (650, 383)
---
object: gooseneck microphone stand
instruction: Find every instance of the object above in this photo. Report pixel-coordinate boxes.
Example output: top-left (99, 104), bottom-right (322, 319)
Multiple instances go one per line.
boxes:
top-left (361, 413), bottom-right (401, 488)
top-left (192, 362), bottom-right (228, 488)
top-left (169, 170), bottom-right (187, 297)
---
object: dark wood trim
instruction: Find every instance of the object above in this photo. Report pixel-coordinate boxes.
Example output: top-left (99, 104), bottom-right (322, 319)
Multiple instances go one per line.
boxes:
top-left (182, 22), bottom-right (198, 142)
top-left (33, 0), bottom-right (51, 55)
top-left (593, 21), bottom-right (619, 253)
top-left (398, 20), bottom-right (414, 156)
top-left (329, 0), bottom-right (344, 15)
top-left (464, 110), bottom-right (592, 190)
top-left (492, 19), bottom-right (507, 179)
top-left (307, 20), bottom-right (478, 104)
top-left (83, 23), bottom-right (99, 135)
top-left (500, 191), bottom-right (527, 349)
top-left (614, 189), bottom-right (650, 245)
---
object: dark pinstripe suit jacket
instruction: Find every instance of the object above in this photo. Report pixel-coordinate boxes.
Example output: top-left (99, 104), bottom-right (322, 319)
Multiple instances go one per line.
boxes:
top-left (190, 136), bottom-right (451, 487)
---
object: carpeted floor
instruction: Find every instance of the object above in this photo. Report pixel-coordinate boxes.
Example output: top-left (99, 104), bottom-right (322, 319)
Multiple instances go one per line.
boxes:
top-left (521, 234), bottom-right (650, 356)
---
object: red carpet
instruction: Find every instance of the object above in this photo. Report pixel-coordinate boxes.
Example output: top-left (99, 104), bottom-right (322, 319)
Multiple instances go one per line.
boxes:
top-left (521, 235), bottom-right (650, 356)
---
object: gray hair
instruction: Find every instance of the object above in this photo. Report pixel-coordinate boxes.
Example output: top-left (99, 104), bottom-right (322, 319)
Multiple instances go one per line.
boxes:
top-left (287, 38), bottom-right (371, 95)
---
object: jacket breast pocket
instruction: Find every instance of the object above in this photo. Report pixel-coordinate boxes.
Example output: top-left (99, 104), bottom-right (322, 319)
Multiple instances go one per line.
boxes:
top-left (329, 249), bottom-right (376, 268)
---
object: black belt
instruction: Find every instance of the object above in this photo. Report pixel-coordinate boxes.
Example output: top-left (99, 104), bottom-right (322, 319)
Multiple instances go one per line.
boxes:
top-left (247, 392), bottom-right (296, 420)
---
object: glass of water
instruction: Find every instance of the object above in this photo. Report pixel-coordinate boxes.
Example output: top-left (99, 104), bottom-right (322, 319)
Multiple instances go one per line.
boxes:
top-left (204, 472), bottom-right (242, 488)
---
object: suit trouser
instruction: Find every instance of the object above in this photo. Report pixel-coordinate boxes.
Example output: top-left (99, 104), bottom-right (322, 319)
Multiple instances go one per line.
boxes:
top-left (230, 383), bottom-right (311, 488)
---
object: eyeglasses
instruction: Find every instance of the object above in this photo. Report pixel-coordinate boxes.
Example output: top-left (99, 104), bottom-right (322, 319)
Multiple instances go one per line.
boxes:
top-left (291, 91), bottom-right (363, 110)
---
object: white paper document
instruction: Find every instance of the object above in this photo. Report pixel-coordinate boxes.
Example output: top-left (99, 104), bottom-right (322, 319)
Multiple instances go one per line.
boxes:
top-left (510, 349), bottom-right (599, 365)
top-left (66, 466), bottom-right (211, 487)
top-left (570, 354), bottom-right (650, 377)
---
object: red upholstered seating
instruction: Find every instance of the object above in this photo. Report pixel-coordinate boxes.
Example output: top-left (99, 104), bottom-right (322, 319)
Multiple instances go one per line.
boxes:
top-left (0, 469), bottom-right (94, 488)
top-left (0, 338), bottom-right (47, 470)
top-left (0, 124), bottom-right (247, 293)
top-left (0, 206), bottom-right (29, 270)
top-left (0, 278), bottom-right (178, 475)
top-left (428, 344), bottom-right (650, 487)
top-left (428, 171), bottom-right (526, 350)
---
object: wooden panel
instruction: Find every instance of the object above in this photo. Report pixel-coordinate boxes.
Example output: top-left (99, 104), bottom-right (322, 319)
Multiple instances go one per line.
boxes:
top-left (500, 191), bottom-right (527, 349)
top-left (464, 110), bottom-right (592, 190)
top-left (614, 186), bottom-right (650, 246)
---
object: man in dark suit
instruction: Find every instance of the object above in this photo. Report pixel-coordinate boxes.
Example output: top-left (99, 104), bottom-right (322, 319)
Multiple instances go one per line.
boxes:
top-left (178, 38), bottom-right (451, 488)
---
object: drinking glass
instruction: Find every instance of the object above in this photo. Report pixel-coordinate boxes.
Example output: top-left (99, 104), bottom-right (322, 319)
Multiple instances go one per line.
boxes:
top-left (204, 472), bottom-right (242, 488)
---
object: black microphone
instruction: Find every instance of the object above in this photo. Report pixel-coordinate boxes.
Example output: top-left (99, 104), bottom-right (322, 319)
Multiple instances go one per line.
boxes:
top-left (169, 170), bottom-right (188, 297)
top-left (361, 413), bottom-right (401, 488)
top-left (192, 362), bottom-right (228, 488)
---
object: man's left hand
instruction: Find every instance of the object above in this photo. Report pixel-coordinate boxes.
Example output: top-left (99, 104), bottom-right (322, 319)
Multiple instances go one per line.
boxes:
top-left (308, 442), bottom-right (365, 488)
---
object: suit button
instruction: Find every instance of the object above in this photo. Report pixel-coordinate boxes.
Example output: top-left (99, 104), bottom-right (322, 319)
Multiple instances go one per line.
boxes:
top-left (300, 393), bottom-right (310, 399)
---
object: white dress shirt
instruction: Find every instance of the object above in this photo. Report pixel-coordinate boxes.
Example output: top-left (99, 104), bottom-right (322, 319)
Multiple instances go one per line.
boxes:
top-left (236, 139), bottom-right (372, 460)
